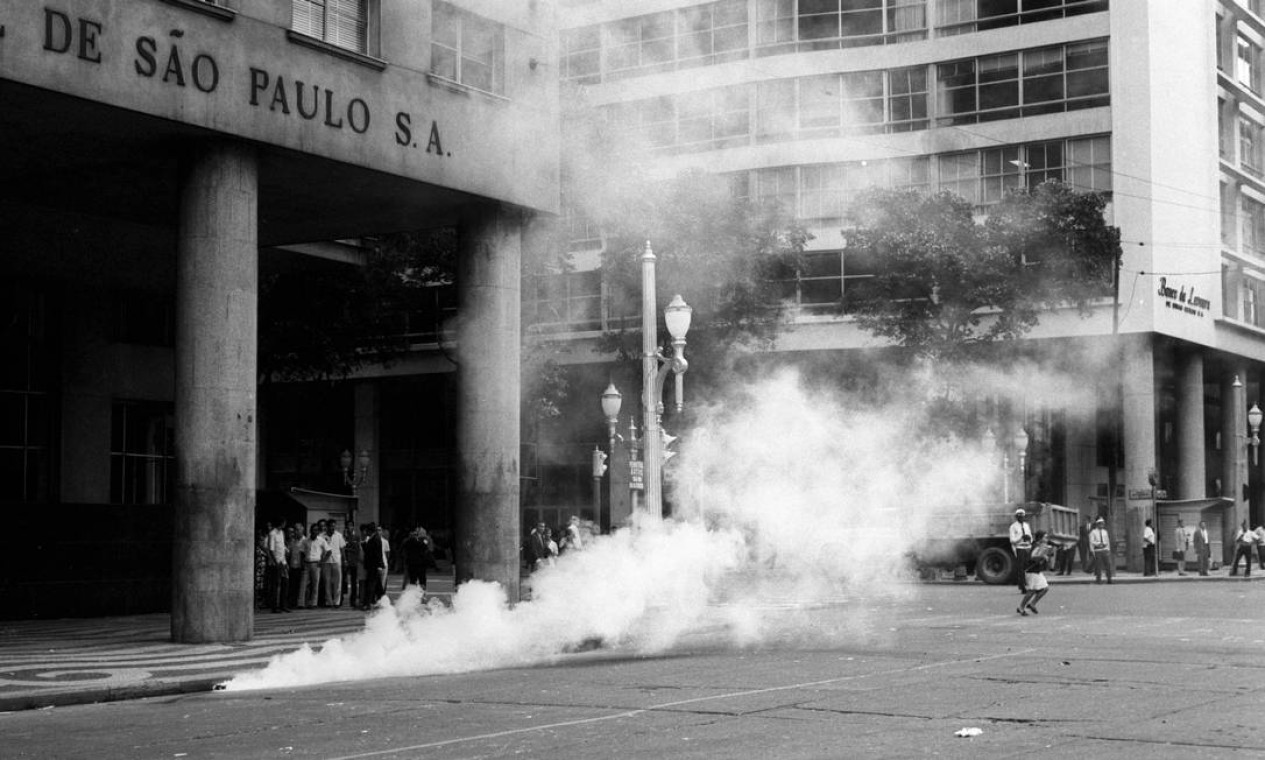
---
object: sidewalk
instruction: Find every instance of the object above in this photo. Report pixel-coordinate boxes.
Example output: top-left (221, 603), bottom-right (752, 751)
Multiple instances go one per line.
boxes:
top-left (927, 567), bottom-right (1265, 585)
top-left (0, 573), bottom-right (452, 713)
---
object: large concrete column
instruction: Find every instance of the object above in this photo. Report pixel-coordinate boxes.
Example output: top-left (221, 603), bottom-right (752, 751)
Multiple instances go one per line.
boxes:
top-left (1122, 337), bottom-right (1157, 573)
top-left (1176, 350), bottom-right (1206, 500)
top-left (1222, 366), bottom-right (1249, 538)
top-left (454, 206), bottom-right (522, 603)
top-left (171, 143), bottom-right (258, 643)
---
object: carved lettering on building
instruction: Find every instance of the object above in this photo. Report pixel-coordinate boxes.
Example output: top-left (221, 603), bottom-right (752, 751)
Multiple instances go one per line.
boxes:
top-left (33, 10), bottom-right (448, 158)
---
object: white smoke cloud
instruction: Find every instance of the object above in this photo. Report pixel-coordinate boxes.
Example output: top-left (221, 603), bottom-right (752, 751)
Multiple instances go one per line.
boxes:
top-left (225, 367), bottom-right (1007, 692)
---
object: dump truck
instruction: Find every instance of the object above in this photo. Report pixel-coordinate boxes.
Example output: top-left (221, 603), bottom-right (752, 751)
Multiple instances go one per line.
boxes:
top-left (915, 501), bottom-right (1080, 584)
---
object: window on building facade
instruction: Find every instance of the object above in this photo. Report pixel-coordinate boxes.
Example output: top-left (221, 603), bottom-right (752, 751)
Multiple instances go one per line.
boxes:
top-left (110, 401), bottom-right (174, 506)
top-left (677, 86), bottom-right (751, 148)
top-left (939, 135), bottom-right (1111, 208)
top-left (524, 271), bottom-right (603, 333)
top-left (112, 293), bottom-right (174, 346)
top-left (1243, 278), bottom-right (1264, 326)
top-left (758, 0), bottom-right (926, 54)
top-left (936, 0), bottom-right (1106, 35)
top-left (1222, 181), bottom-right (1238, 248)
top-left (756, 166), bottom-right (799, 214)
top-left (394, 284), bottom-right (456, 345)
top-left (1242, 194), bottom-right (1265, 257)
top-left (561, 196), bottom-right (603, 252)
top-left (1240, 115), bottom-right (1264, 177)
top-left (1238, 36), bottom-right (1261, 94)
top-left (431, 1), bottom-right (505, 95)
top-left (292, 0), bottom-right (369, 53)
top-left (604, 2), bottom-right (748, 81)
top-left (937, 40), bottom-right (1108, 125)
top-left (0, 287), bottom-right (53, 504)
top-left (776, 250), bottom-right (843, 309)
top-left (562, 24), bottom-right (601, 84)
top-left (888, 65), bottom-right (929, 131)
top-left (841, 250), bottom-right (879, 312)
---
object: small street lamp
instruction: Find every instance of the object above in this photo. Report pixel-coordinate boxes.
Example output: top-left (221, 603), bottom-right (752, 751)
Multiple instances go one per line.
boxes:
top-left (1013, 427), bottom-right (1029, 504)
top-left (1249, 403), bottom-right (1263, 465)
top-left (594, 383), bottom-right (623, 530)
top-left (340, 448), bottom-right (371, 522)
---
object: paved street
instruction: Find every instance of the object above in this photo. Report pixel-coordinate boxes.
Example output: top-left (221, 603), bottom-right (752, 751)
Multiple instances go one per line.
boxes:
top-left (3, 578), bottom-right (1263, 759)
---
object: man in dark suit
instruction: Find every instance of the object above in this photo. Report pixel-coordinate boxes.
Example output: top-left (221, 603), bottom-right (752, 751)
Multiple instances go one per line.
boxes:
top-left (524, 521), bottom-right (550, 571)
top-left (1193, 520), bottom-right (1212, 577)
top-left (363, 523), bottom-right (388, 609)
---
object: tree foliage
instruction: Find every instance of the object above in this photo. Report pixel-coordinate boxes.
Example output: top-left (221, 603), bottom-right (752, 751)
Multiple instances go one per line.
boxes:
top-left (842, 182), bottom-right (1121, 362)
top-left (258, 228), bottom-right (456, 383)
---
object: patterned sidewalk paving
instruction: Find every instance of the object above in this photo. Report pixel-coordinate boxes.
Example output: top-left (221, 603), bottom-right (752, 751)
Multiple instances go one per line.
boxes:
top-left (0, 574), bottom-right (452, 712)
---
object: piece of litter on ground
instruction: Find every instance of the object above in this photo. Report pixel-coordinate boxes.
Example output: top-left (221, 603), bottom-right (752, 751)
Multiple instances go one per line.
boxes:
top-left (954, 727), bottom-right (983, 738)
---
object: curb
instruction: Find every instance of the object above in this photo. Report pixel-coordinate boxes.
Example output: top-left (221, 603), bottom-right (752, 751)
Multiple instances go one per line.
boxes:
top-left (0, 677), bottom-right (223, 713)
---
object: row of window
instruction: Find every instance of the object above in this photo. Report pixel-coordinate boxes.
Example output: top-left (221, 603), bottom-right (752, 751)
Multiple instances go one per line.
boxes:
top-left (536, 136), bottom-right (1112, 331)
top-left (563, 0), bottom-right (1108, 84)
top-left (602, 39), bottom-right (1108, 151)
top-left (284, 0), bottom-right (507, 95)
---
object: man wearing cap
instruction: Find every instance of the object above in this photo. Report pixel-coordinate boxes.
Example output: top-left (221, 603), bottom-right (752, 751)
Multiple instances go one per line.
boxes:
top-left (1090, 517), bottom-right (1113, 584)
top-left (1009, 508), bottom-right (1033, 593)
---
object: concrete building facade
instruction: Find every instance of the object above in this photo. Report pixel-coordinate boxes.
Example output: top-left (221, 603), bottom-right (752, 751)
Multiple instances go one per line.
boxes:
top-left (0, 0), bottom-right (558, 633)
top-left (542, 0), bottom-right (1265, 571)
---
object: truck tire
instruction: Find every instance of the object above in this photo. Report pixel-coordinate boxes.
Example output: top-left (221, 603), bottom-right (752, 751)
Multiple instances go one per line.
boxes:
top-left (976, 547), bottom-right (1014, 585)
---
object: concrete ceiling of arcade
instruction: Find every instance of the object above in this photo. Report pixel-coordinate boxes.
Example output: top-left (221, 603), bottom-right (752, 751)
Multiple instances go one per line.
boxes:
top-left (0, 82), bottom-right (481, 248)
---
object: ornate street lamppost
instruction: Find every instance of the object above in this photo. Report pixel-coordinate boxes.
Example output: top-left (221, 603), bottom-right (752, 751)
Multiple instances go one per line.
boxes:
top-left (640, 242), bottom-right (692, 517)
top-left (1249, 403), bottom-right (1262, 465)
top-left (1013, 427), bottom-right (1030, 505)
top-left (592, 382), bottom-right (623, 530)
top-left (341, 448), bottom-right (371, 522)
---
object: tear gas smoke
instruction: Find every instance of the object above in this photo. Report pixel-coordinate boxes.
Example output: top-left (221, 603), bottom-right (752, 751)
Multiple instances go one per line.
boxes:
top-left (225, 367), bottom-right (1008, 692)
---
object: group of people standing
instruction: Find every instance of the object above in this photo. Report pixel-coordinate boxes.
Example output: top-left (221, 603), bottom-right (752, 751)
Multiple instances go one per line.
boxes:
top-left (1006, 508), bottom-right (1264, 611)
top-left (524, 515), bottom-right (586, 571)
top-left (257, 519), bottom-right (434, 613)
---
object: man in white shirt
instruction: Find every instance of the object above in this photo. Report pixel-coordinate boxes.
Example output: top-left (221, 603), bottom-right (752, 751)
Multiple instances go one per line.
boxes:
top-left (1090, 517), bottom-right (1113, 584)
top-left (265, 519), bottom-right (289, 613)
top-left (1009, 508), bottom-right (1033, 592)
top-left (1142, 518), bottom-right (1157, 576)
top-left (323, 521), bottom-right (347, 607)
top-left (301, 523), bottom-right (330, 608)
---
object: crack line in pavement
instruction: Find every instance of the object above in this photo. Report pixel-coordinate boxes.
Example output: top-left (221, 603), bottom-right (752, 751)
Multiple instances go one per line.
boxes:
top-left (321, 648), bottom-right (1035, 760)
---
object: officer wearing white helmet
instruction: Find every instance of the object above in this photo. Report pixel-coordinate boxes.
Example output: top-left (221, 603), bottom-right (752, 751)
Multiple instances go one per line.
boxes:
top-left (1009, 507), bottom-right (1033, 593)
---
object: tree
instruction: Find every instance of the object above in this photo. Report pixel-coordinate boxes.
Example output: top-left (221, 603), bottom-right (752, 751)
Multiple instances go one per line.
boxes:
top-left (258, 228), bottom-right (456, 383)
top-left (842, 182), bottom-right (1121, 364)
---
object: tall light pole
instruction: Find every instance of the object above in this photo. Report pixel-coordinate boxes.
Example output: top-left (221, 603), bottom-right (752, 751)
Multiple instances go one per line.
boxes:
top-left (1013, 427), bottom-right (1029, 504)
top-left (639, 241), bottom-right (691, 517)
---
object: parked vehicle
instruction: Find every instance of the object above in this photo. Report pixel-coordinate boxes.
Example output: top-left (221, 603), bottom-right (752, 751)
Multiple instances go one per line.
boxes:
top-left (915, 501), bottom-right (1080, 584)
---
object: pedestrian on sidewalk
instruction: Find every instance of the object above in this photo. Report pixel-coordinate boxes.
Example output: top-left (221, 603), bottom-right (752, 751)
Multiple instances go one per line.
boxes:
top-left (323, 521), bottom-right (346, 607)
top-left (1142, 519), bottom-right (1157, 576)
top-left (1194, 520), bottom-right (1212, 576)
top-left (1018, 531), bottom-right (1053, 616)
top-left (300, 523), bottom-right (329, 608)
top-left (1230, 522), bottom-right (1255, 577)
top-left (363, 522), bottom-right (389, 608)
top-left (1090, 517), bottom-right (1113, 584)
top-left (1010, 508), bottom-right (1033, 594)
top-left (1078, 515), bottom-right (1093, 573)
top-left (1256, 525), bottom-right (1265, 571)
top-left (265, 519), bottom-right (290, 613)
top-left (343, 523), bottom-right (362, 609)
top-left (402, 527), bottom-right (434, 592)
top-left (1172, 518), bottom-right (1189, 576)
top-left (286, 525), bottom-right (305, 608)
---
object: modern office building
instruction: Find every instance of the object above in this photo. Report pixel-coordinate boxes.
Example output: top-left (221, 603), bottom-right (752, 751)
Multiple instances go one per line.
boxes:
top-left (0, 0), bottom-right (558, 631)
top-left (545, 0), bottom-right (1265, 571)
